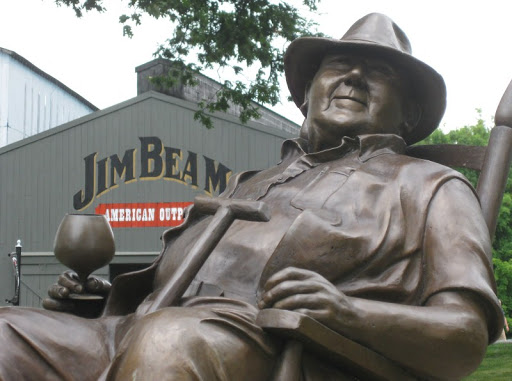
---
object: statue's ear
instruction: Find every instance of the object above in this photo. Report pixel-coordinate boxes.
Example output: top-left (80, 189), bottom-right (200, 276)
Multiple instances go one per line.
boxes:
top-left (402, 101), bottom-right (422, 135)
top-left (299, 82), bottom-right (312, 139)
top-left (299, 82), bottom-right (312, 116)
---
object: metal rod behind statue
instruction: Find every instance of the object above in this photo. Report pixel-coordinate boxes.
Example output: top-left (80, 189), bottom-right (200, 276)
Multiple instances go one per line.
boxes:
top-left (6, 240), bottom-right (22, 306)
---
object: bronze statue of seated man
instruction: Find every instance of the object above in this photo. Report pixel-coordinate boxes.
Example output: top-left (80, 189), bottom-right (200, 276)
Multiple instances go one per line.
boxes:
top-left (0, 13), bottom-right (503, 381)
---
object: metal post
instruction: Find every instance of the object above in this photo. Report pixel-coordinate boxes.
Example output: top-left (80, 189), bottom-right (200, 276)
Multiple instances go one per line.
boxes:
top-left (6, 239), bottom-right (22, 306)
top-left (16, 239), bottom-right (21, 273)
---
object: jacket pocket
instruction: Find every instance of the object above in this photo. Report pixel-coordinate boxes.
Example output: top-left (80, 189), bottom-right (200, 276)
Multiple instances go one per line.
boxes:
top-left (290, 169), bottom-right (354, 210)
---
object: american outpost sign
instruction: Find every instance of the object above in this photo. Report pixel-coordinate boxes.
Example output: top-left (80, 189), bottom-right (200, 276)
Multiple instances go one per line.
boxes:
top-left (95, 202), bottom-right (192, 227)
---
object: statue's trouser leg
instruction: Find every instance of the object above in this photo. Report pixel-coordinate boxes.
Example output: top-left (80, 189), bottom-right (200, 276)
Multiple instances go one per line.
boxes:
top-left (103, 300), bottom-right (280, 381)
top-left (0, 307), bottom-right (123, 381)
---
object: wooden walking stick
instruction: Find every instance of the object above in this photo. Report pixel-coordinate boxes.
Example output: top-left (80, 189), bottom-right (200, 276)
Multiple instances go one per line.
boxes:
top-left (145, 195), bottom-right (271, 314)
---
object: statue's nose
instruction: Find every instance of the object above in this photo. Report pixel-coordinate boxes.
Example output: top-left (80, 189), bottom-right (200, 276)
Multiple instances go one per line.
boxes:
top-left (343, 65), bottom-right (365, 89)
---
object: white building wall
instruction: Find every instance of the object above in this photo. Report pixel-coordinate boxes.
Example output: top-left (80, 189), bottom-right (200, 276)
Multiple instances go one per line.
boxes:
top-left (0, 50), bottom-right (95, 147)
top-left (0, 53), bottom-right (10, 146)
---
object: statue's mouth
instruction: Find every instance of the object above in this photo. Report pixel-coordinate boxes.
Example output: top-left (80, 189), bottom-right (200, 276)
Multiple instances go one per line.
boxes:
top-left (332, 96), bottom-right (367, 107)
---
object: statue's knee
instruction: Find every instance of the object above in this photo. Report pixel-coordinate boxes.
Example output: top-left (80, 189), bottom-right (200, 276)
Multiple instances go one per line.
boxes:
top-left (129, 308), bottom-right (208, 356)
top-left (0, 308), bottom-right (15, 332)
top-left (0, 318), bottom-right (8, 336)
top-left (109, 307), bottom-right (277, 381)
top-left (108, 309), bottom-right (213, 380)
top-left (0, 310), bottom-right (19, 362)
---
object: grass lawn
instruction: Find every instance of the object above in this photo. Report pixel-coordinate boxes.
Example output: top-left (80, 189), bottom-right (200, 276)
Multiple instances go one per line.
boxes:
top-left (463, 342), bottom-right (512, 380)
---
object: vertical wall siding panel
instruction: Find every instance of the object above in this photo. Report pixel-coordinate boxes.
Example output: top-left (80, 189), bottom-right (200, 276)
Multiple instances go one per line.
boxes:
top-left (153, 102), bottom-right (164, 241)
top-left (6, 152), bottom-right (16, 246)
top-left (3, 154), bottom-right (10, 246)
top-left (0, 151), bottom-right (6, 247)
top-left (44, 138), bottom-right (52, 244)
top-left (31, 140), bottom-right (40, 247)
top-left (107, 108), bottom-right (120, 249)
top-left (22, 135), bottom-right (31, 250)
top-left (48, 134), bottom-right (58, 246)
top-left (228, 119), bottom-right (238, 171)
top-left (17, 147), bottom-right (24, 244)
top-left (97, 112), bottom-right (108, 215)
top-left (50, 134), bottom-right (59, 239)
top-left (135, 102), bottom-right (146, 250)
top-left (37, 139), bottom-right (46, 246)
top-left (121, 105), bottom-right (134, 250)
top-left (46, 136), bottom-right (53, 238)
top-left (1, 154), bottom-right (12, 301)
top-left (11, 149), bottom-right (20, 245)
top-left (0, 145), bottom-right (6, 246)
top-left (15, 148), bottom-right (22, 244)
top-left (122, 103), bottom-right (133, 240)
top-left (21, 139), bottom-right (30, 249)
top-left (68, 127), bottom-right (78, 216)
top-left (61, 125), bottom-right (69, 221)
top-left (0, 160), bottom-right (11, 298)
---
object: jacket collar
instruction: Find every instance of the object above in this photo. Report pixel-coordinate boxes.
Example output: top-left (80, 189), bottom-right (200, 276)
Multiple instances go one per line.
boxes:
top-left (281, 134), bottom-right (407, 164)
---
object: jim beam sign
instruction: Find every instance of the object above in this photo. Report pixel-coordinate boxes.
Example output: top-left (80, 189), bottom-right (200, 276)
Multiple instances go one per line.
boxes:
top-left (73, 137), bottom-right (232, 228)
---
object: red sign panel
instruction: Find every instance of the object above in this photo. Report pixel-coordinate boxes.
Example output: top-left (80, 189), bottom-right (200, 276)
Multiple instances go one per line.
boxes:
top-left (95, 202), bottom-right (193, 228)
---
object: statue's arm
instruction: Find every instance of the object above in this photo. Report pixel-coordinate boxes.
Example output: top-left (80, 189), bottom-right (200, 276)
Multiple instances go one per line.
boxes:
top-left (261, 268), bottom-right (488, 380)
top-left (335, 289), bottom-right (487, 380)
top-left (260, 179), bottom-right (500, 380)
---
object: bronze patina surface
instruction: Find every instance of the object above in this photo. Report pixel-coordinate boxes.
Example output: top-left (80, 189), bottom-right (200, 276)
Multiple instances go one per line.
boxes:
top-left (0, 13), bottom-right (504, 381)
top-left (53, 214), bottom-right (115, 291)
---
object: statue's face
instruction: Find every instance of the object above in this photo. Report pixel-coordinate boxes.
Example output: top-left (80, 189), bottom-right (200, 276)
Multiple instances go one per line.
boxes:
top-left (305, 53), bottom-right (409, 151)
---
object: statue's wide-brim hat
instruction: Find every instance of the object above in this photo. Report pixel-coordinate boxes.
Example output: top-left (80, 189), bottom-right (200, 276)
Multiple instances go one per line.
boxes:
top-left (285, 13), bottom-right (446, 145)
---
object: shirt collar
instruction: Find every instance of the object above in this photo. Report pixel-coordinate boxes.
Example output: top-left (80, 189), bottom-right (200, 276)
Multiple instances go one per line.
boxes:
top-left (281, 134), bottom-right (407, 164)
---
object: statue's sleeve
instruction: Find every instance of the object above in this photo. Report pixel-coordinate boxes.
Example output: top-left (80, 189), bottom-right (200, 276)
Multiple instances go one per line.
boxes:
top-left (420, 178), bottom-right (504, 342)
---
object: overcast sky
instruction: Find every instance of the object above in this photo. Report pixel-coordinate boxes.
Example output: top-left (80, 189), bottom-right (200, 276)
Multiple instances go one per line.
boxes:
top-left (1, 0), bottom-right (511, 132)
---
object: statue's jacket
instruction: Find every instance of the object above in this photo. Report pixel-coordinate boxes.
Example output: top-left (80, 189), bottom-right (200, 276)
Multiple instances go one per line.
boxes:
top-left (103, 134), bottom-right (502, 342)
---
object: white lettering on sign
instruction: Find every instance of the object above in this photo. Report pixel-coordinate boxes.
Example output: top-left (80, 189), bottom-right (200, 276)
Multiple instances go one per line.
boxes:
top-left (96, 202), bottom-right (192, 228)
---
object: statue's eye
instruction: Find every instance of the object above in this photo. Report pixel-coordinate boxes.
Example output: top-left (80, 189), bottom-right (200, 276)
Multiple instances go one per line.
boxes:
top-left (323, 56), bottom-right (352, 70)
top-left (369, 63), bottom-right (396, 78)
top-left (334, 57), bottom-right (351, 65)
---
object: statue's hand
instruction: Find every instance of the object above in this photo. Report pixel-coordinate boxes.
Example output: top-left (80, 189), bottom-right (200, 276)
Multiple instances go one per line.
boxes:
top-left (258, 267), bottom-right (357, 332)
top-left (42, 270), bottom-right (111, 317)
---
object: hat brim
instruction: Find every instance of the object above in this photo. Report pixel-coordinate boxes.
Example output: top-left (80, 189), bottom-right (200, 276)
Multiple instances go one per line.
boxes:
top-left (284, 37), bottom-right (446, 145)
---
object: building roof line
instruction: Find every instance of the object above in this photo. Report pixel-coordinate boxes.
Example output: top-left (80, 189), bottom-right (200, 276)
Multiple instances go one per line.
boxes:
top-left (0, 47), bottom-right (99, 112)
top-left (135, 57), bottom-right (299, 128)
top-left (0, 91), bottom-right (296, 155)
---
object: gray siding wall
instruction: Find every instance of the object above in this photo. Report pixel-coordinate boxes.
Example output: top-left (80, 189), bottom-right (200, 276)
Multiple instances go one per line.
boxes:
top-left (0, 91), bottom-right (298, 306)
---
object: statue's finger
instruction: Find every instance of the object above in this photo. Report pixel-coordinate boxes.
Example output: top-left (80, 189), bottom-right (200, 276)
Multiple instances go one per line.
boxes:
top-left (62, 269), bottom-right (79, 280)
top-left (58, 273), bottom-right (83, 293)
top-left (271, 293), bottom-right (320, 311)
top-left (259, 279), bottom-right (318, 308)
top-left (48, 284), bottom-right (70, 299)
top-left (263, 267), bottom-right (317, 292)
top-left (85, 277), bottom-right (111, 295)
